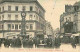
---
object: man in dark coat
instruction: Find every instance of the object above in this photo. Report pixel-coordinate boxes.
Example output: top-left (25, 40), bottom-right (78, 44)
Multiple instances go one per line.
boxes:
top-left (22, 38), bottom-right (28, 48)
top-left (15, 37), bottom-right (22, 48)
top-left (4, 39), bottom-right (10, 48)
top-left (34, 37), bottom-right (40, 48)
top-left (71, 36), bottom-right (76, 48)
top-left (28, 38), bottom-right (34, 48)
top-left (47, 38), bottom-right (52, 47)
top-left (11, 37), bottom-right (16, 48)
top-left (54, 37), bottom-right (61, 48)
top-left (0, 39), bottom-right (2, 47)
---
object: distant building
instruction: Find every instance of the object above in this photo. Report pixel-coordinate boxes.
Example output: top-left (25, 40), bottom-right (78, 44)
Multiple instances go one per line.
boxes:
top-left (60, 1), bottom-right (80, 35)
top-left (60, 1), bottom-right (80, 44)
top-left (54, 28), bottom-right (60, 37)
top-left (45, 21), bottom-right (54, 38)
top-left (0, 0), bottom-right (46, 39)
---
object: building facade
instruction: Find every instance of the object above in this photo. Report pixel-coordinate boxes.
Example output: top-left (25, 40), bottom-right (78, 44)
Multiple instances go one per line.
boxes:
top-left (60, 1), bottom-right (80, 35)
top-left (45, 21), bottom-right (54, 38)
top-left (0, 0), bottom-right (46, 39)
top-left (54, 28), bottom-right (60, 37)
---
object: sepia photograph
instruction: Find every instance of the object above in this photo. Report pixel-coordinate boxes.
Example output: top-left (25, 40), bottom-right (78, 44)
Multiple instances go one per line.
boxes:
top-left (0, 0), bottom-right (80, 52)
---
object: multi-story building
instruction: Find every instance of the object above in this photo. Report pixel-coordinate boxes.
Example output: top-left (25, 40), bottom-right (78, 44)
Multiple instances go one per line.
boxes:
top-left (60, 1), bottom-right (80, 43)
top-left (45, 21), bottom-right (54, 38)
top-left (0, 0), bottom-right (46, 39)
top-left (60, 1), bottom-right (80, 34)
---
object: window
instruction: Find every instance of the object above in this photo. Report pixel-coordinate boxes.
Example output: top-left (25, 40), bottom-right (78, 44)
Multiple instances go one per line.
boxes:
top-left (15, 15), bottom-right (18, 20)
top-left (29, 15), bottom-right (33, 20)
top-left (35, 7), bottom-right (38, 12)
top-left (8, 14), bottom-right (11, 20)
top-left (15, 24), bottom-right (18, 30)
top-left (8, 24), bottom-right (11, 30)
top-left (0, 24), bottom-right (2, 29)
top-left (26, 25), bottom-right (29, 29)
top-left (30, 6), bottom-right (33, 11)
top-left (0, 8), bottom-right (1, 12)
top-left (66, 18), bottom-right (67, 22)
top-left (39, 10), bottom-right (42, 16)
top-left (69, 17), bottom-right (71, 21)
top-left (8, 6), bottom-right (11, 11)
top-left (19, 25), bottom-right (21, 29)
top-left (2, 15), bottom-right (4, 20)
top-left (2, 6), bottom-right (4, 11)
top-left (15, 6), bottom-right (18, 11)
top-left (30, 24), bottom-right (33, 30)
top-left (0, 16), bottom-right (1, 20)
top-left (12, 24), bottom-right (14, 29)
top-left (2, 25), bottom-right (3, 29)
top-left (34, 15), bottom-right (35, 17)
top-left (23, 6), bottom-right (26, 10)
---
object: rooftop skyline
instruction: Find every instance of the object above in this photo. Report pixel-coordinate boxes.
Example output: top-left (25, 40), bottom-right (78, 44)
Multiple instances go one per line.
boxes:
top-left (0, 0), bottom-right (79, 30)
top-left (38, 0), bottom-right (79, 30)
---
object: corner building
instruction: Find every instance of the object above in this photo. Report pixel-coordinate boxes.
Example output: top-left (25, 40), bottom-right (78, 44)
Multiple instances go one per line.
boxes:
top-left (0, 0), bottom-right (46, 39)
top-left (60, 1), bottom-right (80, 34)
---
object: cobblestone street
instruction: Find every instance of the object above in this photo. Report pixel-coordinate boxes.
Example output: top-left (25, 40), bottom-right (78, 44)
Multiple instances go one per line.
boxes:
top-left (0, 44), bottom-right (80, 52)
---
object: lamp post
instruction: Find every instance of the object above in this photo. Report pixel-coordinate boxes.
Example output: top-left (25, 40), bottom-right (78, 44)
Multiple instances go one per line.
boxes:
top-left (20, 8), bottom-right (26, 37)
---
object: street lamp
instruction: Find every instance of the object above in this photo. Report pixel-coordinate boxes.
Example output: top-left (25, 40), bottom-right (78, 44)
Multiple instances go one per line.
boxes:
top-left (20, 8), bottom-right (26, 37)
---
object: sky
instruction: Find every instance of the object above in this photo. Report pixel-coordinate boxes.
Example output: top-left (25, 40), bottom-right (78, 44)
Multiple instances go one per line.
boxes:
top-left (38, 0), bottom-right (79, 30)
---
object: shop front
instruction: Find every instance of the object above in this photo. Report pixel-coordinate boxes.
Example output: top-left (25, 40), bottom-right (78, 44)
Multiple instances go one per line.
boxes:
top-left (72, 34), bottom-right (80, 44)
top-left (36, 31), bottom-right (44, 40)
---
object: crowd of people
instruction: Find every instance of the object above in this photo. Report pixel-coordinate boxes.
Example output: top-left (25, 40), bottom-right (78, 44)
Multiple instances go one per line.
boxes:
top-left (0, 36), bottom-right (61, 48)
top-left (0, 36), bottom-right (79, 48)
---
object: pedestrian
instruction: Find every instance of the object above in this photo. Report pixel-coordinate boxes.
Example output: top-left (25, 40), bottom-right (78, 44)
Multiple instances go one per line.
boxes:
top-left (54, 37), bottom-right (61, 48)
top-left (11, 37), bottom-right (16, 48)
top-left (4, 39), bottom-right (10, 48)
top-left (52, 38), bottom-right (55, 48)
top-left (28, 38), bottom-right (34, 48)
top-left (79, 34), bottom-right (80, 45)
top-left (15, 37), bottom-right (22, 48)
top-left (0, 39), bottom-right (2, 47)
top-left (22, 38), bottom-right (28, 48)
top-left (46, 37), bottom-right (52, 48)
top-left (71, 36), bottom-right (76, 48)
top-left (34, 37), bottom-right (40, 48)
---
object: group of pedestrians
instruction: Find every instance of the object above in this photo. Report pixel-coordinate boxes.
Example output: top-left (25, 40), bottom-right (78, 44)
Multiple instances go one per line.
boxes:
top-left (0, 37), bottom-right (41, 48)
top-left (22, 38), bottom-right (34, 48)
top-left (0, 36), bottom-right (62, 48)
top-left (54, 37), bottom-right (61, 48)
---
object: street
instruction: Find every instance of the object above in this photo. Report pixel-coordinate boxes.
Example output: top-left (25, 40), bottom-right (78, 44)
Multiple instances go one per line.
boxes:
top-left (59, 44), bottom-right (80, 52)
top-left (0, 44), bottom-right (80, 52)
top-left (0, 0), bottom-right (80, 52)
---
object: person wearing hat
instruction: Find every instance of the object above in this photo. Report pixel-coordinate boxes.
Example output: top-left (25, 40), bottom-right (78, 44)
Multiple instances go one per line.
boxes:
top-left (71, 35), bottom-right (76, 48)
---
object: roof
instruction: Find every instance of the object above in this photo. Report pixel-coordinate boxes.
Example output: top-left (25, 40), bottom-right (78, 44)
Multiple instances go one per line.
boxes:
top-left (73, 1), bottom-right (80, 6)
top-left (0, 0), bottom-right (37, 2)
top-left (0, 0), bottom-right (45, 12)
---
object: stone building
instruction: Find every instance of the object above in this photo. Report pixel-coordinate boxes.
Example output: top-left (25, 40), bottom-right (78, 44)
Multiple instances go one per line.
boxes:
top-left (45, 21), bottom-right (54, 38)
top-left (60, 1), bottom-right (80, 34)
top-left (0, 0), bottom-right (46, 39)
top-left (60, 1), bottom-right (80, 43)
